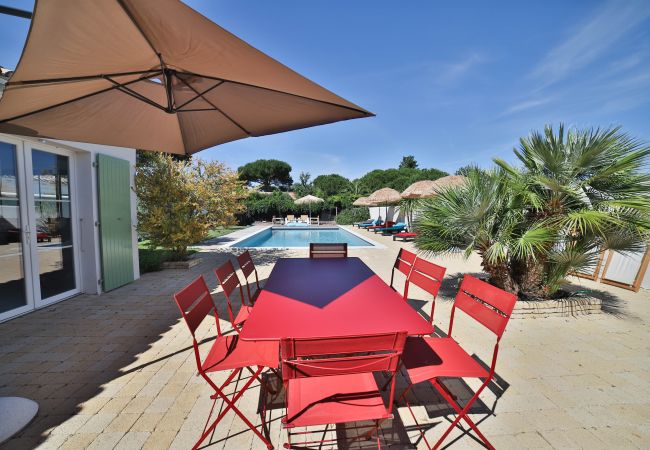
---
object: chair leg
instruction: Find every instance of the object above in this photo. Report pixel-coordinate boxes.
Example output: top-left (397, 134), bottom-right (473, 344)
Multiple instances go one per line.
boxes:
top-left (429, 378), bottom-right (494, 450)
top-left (195, 366), bottom-right (273, 450)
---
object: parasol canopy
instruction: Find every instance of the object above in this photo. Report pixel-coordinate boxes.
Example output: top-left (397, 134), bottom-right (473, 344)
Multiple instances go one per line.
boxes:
top-left (431, 175), bottom-right (467, 192)
top-left (400, 180), bottom-right (438, 199)
top-left (367, 188), bottom-right (401, 222)
top-left (0, 0), bottom-right (373, 155)
top-left (294, 194), bottom-right (324, 216)
top-left (352, 196), bottom-right (374, 206)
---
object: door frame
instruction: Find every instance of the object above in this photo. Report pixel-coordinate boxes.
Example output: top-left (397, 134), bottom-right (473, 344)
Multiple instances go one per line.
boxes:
top-left (0, 136), bottom-right (36, 322)
top-left (23, 141), bottom-right (82, 308)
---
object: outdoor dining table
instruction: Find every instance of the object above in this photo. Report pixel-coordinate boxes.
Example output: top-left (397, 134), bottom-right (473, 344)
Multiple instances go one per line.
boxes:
top-left (239, 257), bottom-right (433, 341)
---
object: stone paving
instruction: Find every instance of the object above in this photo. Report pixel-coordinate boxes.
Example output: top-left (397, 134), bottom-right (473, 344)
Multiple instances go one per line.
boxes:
top-left (0, 226), bottom-right (649, 449)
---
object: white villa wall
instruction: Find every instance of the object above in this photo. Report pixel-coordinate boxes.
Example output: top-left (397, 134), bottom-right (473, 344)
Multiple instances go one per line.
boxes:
top-left (368, 206), bottom-right (404, 223)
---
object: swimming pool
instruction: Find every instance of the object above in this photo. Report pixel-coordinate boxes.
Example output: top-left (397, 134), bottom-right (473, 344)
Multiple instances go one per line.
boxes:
top-left (232, 226), bottom-right (378, 248)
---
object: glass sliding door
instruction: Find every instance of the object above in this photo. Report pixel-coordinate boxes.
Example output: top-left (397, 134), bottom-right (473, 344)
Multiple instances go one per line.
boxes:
top-left (29, 148), bottom-right (79, 303)
top-left (0, 140), bottom-right (33, 319)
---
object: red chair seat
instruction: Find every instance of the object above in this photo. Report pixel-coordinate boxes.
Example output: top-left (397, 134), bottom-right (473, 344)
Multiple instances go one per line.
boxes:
top-left (285, 373), bottom-right (391, 428)
top-left (233, 305), bottom-right (253, 326)
top-left (402, 336), bottom-right (488, 384)
top-left (202, 335), bottom-right (279, 372)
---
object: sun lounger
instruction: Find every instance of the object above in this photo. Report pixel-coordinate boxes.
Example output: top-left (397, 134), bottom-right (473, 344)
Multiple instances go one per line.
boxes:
top-left (393, 232), bottom-right (417, 241)
top-left (353, 219), bottom-right (374, 228)
top-left (300, 214), bottom-right (309, 223)
top-left (373, 222), bottom-right (406, 234)
top-left (286, 214), bottom-right (295, 222)
top-left (367, 220), bottom-right (394, 231)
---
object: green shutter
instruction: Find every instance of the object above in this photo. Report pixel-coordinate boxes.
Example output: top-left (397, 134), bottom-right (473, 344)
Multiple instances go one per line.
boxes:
top-left (97, 154), bottom-right (135, 291)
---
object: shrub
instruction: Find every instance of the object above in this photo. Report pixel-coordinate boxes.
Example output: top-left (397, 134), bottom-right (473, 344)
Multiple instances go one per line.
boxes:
top-left (135, 153), bottom-right (247, 259)
top-left (335, 207), bottom-right (370, 225)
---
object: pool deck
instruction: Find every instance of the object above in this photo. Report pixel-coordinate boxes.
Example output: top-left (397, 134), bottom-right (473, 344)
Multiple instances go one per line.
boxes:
top-left (0, 225), bottom-right (649, 449)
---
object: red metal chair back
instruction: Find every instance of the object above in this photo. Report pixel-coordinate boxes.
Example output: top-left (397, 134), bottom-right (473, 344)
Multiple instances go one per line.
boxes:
top-left (280, 332), bottom-right (407, 383)
top-left (451, 275), bottom-right (517, 339)
top-left (173, 276), bottom-right (222, 373)
top-left (309, 242), bottom-right (348, 258)
top-left (405, 257), bottom-right (446, 323)
top-left (214, 259), bottom-right (248, 326)
top-left (390, 248), bottom-right (417, 295)
top-left (236, 250), bottom-right (260, 304)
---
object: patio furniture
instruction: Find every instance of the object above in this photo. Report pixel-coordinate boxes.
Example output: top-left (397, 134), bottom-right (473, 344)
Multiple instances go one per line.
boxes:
top-left (393, 232), bottom-right (417, 241)
top-left (239, 257), bottom-right (433, 340)
top-left (272, 216), bottom-right (284, 225)
top-left (299, 214), bottom-right (309, 223)
top-left (286, 214), bottom-right (296, 222)
top-left (372, 222), bottom-right (406, 234)
top-left (399, 275), bottom-right (517, 450)
top-left (236, 250), bottom-right (261, 304)
top-left (309, 216), bottom-right (319, 225)
top-left (309, 242), bottom-right (348, 259)
top-left (358, 219), bottom-right (382, 228)
top-left (173, 276), bottom-right (278, 450)
top-left (390, 248), bottom-right (417, 298)
top-left (366, 220), bottom-right (393, 231)
top-left (214, 260), bottom-right (253, 331)
top-left (405, 257), bottom-right (446, 323)
top-left (353, 218), bottom-right (373, 227)
top-left (280, 332), bottom-right (407, 449)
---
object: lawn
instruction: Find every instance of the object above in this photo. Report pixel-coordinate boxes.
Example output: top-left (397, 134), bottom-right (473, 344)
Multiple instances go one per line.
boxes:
top-left (138, 226), bottom-right (245, 273)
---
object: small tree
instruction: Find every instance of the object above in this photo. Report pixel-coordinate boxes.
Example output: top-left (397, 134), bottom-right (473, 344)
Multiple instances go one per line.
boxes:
top-left (313, 174), bottom-right (352, 197)
top-left (136, 153), bottom-right (247, 259)
top-left (399, 155), bottom-right (418, 169)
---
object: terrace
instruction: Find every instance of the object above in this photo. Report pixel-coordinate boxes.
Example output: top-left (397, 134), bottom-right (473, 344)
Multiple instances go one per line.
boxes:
top-left (1, 228), bottom-right (649, 449)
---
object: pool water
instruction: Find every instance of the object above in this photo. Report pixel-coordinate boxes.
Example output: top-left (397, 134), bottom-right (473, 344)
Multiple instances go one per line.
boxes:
top-left (232, 227), bottom-right (375, 248)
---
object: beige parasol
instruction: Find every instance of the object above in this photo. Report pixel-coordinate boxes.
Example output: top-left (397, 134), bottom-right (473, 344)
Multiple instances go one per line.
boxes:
top-left (400, 180), bottom-right (438, 199)
top-left (294, 194), bottom-right (324, 217)
top-left (368, 188), bottom-right (401, 222)
top-left (431, 175), bottom-right (467, 192)
top-left (0, 0), bottom-right (373, 155)
top-left (352, 196), bottom-right (374, 206)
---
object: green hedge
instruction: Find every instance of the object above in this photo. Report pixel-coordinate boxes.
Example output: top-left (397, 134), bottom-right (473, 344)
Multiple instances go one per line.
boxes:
top-left (335, 207), bottom-right (370, 225)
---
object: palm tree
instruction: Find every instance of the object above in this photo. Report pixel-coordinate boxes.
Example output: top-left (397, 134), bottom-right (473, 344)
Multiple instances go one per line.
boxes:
top-left (415, 124), bottom-right (650, 299)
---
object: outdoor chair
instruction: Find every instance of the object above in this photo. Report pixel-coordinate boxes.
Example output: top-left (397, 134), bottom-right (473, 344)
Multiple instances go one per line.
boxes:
top-left (214, 260), bottom-right (253, 331)
top-left (390, 248), bottom-right (417, 297)
top-left (173, 276), bottom-right (278, 450)
top-left (236, 250), bottom-right (261, 304)
top-left (286, 214), bottom-right (295, 222)
top-left (310, 216), bottom-right (319, 225)
top-left (404, 257), bottom-right (446, 323)
top-left (280, 332), bottom-right (407, 449)
top-left (309, 242), bottom-right (348, 258)
top-left (399, 275), bottom-right (517, 450)
top-left (299, 214), bottom-right (309, 223)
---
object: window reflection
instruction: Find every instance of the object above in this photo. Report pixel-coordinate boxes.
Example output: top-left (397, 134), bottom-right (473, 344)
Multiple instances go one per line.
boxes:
top-left (32, 150), bottom-right (76, 298)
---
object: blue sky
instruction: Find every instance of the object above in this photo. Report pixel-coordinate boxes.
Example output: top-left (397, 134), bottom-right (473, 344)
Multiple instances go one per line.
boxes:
top-left (1, 1), bottom-right (649, 179)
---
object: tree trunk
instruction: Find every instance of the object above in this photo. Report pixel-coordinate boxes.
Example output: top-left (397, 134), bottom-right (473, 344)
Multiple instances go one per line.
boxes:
top-left (513, 257), bottom-right (548, 300)
top-left (480, 256), bottom-right (519, 295)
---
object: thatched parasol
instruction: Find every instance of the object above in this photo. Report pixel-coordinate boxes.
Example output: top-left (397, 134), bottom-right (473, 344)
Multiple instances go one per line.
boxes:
top-left (431, 175), bottom-right (467, 193)
top-left (352, 196), bottom-right (374, 206)
top-left (400, 180), bottom-right (438, 199)
top-left (294, 194), bottom-right (324, 216)
top-left (368, 188), bottom-right (401, 221)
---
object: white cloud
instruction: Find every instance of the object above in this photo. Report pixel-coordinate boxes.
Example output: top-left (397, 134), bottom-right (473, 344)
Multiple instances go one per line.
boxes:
top-left (433, 53), bottom-right (487, 86)
top-left (530, 0), bottom-right (650, 87)
top-left (501, 98), bottom-right (552, 116)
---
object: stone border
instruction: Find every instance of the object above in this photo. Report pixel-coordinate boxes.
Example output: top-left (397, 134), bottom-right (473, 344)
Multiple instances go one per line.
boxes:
top-left (161, 257), bottom-right (203, 270)
top-left (511, 296), bottom-right (602, 318)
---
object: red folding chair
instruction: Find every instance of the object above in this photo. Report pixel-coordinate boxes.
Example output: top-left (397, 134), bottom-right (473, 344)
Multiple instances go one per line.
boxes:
top-left (237, 250), bottom-right (261, 304)
top-left (389, 248), bottom-right (417, 297)
top-left (404, 257), bottom-right (446, 324)
top-left (309, 242), bottom-right (348, 258)
top-left (280, 332), bottom-right (407, 449)
top-left (173, 276), bottom-right (278, 450)
top-left (399, 275), bottom-right (517, 450)
top-left (215, 259), bottom-right (252, 331)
